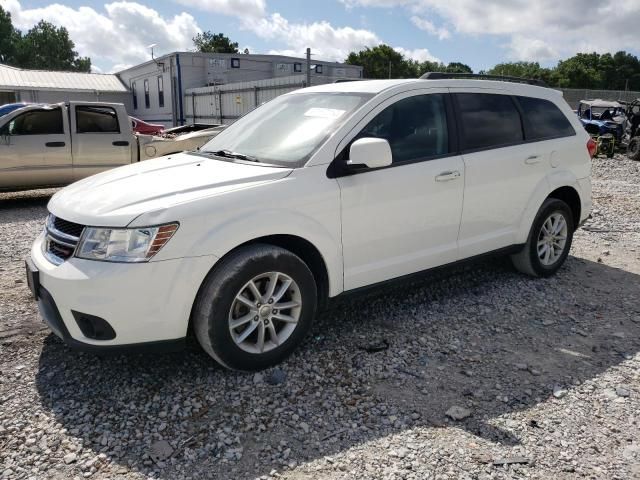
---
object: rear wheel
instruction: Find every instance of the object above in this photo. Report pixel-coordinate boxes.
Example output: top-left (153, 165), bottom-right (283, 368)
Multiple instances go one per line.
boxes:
top-left (511, 198), bottom-right (574, 277)
top-left (193, 244), bottom-right (317, 371)
top-left (628, 137), bottom-right (640, 161)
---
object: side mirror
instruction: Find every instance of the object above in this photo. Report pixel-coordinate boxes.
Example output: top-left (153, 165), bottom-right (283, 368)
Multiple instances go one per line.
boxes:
top-left (347, 137), bottom-right (392, 169)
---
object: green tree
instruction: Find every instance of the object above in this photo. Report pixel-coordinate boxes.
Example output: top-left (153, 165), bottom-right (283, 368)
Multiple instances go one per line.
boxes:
top-left (346, 44), bottom-right (418, 79)
top-left (553, 53), bottom-right (602, 89)
top-left (193, 31), bottom-right (239, 53)
top-left (0, 6), bottom-right (20, 65)
top-left (444, 62), bottom-right (472, 73)
top-left (15, 20), bottom-right (90, 71)
top-left (487, 61), bottom-right (554, 84)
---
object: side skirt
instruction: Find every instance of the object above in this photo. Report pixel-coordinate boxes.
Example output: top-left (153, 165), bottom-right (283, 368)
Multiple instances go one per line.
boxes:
top-left (330, 244), bottom-right (525, 303)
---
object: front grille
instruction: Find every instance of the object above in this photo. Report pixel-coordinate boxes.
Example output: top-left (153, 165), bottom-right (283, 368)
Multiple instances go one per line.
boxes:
top-left (44, 214), bottom-right (85, 265)
top-left (52, 217), bottom-right (84, 238)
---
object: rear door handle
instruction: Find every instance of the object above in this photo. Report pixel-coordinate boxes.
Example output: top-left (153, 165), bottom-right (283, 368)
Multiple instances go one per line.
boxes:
top-left (113, 141), bottom-right (130, 146)
top-left (435, 170), bottom-right (461, 182)
top-left (45, 142), bottom-right (65, 147)
top-left (524, 155), bottom-right (541, 164)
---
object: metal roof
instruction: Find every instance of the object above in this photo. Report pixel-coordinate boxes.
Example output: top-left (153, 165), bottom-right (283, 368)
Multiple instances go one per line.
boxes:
top-left (0, 64), bottom-right (128, 93)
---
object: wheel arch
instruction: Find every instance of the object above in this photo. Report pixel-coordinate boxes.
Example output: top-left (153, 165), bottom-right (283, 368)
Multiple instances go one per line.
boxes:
top-left (238, 234), bottom-right (331, 310)
top-left (546, 185), bottom-right (581, 227)
top-left (187, 233), bottom-right (333, 335)
top-left (516, 174), bottom-right (584, 243)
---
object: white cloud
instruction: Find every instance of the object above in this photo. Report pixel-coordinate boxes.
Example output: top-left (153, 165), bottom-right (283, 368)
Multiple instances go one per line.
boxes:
top-left (174, 0), bottom-right (265, 18)
top-left (242, 13), bottom-right (380, 62)
top-left (395, 47), bottom-right (440, 63)
top-left (410, 15), bottom-right (449, 40)
top-left (1, 0), bottom-right (202, 72)
top-left (339, 0), bottom-right (640, 62)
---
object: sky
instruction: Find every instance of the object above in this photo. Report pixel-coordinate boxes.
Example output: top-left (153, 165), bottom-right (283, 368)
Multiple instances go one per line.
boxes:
top-left (2, 0), bottom-right (640, 74)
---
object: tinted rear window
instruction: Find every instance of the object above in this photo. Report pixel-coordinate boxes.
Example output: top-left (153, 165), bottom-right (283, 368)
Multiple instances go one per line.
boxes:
top-left (455, 93), bottom-right (523, 151)
top-left (517, 96), bottom-right (575, 140)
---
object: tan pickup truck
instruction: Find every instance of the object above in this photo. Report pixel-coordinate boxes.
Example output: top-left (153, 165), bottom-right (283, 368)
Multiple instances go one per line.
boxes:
top-left (0, 102), bottom-right (225, 191)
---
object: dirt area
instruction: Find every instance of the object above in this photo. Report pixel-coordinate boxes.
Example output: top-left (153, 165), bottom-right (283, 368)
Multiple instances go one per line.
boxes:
top-left (0, 155), bottom-right (639, 480)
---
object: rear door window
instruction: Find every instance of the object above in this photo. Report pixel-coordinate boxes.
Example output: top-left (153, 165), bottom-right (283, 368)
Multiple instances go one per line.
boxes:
top-left (76, 106), bottom-right (120, 133)
top-left (455, 93), bottom-right (523, 151)
top-left (516, 96), bottom-right (576, 141)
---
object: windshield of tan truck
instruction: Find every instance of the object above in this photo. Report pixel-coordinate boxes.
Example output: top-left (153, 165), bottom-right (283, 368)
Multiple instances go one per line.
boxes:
top-left (200, 92), bottom-right (372, 167)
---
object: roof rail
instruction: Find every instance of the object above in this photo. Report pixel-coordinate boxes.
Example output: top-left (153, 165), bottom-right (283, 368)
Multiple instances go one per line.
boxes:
top-left (420, 71), bottom-right (547, 87)
top-left (333, 78), bottom-right (362, 83)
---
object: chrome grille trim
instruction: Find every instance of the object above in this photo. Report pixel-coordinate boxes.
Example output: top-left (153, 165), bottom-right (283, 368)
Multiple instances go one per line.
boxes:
top-left (43, 214), bottom-right (85, 265)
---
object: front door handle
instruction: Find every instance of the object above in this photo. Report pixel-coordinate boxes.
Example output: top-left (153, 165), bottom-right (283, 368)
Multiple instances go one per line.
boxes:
top-left (112, 140), bottom-right (130, 147)
top-left (524, 155), bottom-right (541, 164)
top-left (45, 142), bottom-right (66, 147)
top-left (435, 170), bottom-right (461, 182)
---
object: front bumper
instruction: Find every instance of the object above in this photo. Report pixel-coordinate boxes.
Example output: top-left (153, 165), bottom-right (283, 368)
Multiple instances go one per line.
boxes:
top-left (29, 232), bottom-right (217, 350)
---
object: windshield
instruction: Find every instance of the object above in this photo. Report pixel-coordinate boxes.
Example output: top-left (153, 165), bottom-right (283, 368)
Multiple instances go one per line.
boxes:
top-left (200, 92), bottom-right (372, 167)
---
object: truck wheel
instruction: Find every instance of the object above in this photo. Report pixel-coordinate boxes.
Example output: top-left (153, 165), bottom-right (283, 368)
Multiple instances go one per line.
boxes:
top-left (193, 244), bottom-right (317, 371)
top-left (628, 137), bottom-right (640, 161)
top-left (511, 198), bottom-right (574, 278)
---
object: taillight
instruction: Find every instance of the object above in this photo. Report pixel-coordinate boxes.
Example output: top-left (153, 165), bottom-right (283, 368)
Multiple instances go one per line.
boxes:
top-left (587, 138), bottom-right (597, 158)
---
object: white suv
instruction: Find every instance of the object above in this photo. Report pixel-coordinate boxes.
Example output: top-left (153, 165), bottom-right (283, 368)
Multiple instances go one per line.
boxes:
top-left (27, 76), bottom-right (593, 370)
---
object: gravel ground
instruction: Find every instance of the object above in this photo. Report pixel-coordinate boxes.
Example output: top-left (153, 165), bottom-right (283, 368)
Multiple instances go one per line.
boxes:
top-left (1, 155), bottom-right (639, 480)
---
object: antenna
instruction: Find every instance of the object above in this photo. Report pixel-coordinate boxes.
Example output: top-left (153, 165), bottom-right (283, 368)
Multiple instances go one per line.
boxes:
top-left (147, 43), bottom-right (158, 62)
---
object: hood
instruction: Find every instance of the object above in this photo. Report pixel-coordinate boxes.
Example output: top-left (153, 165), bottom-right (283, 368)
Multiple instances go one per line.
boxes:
top-left (48, 152), bottom-right (292, 227)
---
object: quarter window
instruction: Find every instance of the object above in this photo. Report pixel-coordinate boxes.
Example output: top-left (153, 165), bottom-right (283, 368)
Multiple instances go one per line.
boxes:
top-left (144, 79), bottom-right (150, 109)
top-left (7, 108), bottom-right (64, 135)
top-left (157, 76), bottom-right (164, 108)
top-left (76, 106), bottom-right (120, 133)
top-left (516, 96), bottom-right (575, 140)
top-left (358, 94), bottom-right (449, 163)
top-left (455, 93), bottom-right (523, 151)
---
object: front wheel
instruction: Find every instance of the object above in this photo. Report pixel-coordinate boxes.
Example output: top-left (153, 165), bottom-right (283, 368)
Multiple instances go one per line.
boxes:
top-left (511, 198), bottom-right (574, 277)
top-left (193, 244), bottom-right (317, 371)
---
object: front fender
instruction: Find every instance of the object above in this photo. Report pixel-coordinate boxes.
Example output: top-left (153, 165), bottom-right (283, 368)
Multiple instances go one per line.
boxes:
top-left (184, 209), bottom-right (344, 296)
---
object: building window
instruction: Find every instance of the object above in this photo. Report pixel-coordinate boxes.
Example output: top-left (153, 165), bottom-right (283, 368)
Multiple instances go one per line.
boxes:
top-left (144, 79), bottom-right (150, 109)
top-left (294, 62), bottom-right (302, 73)
top-left (315, 64), bottom-right (323, 74)
top-left (231, 58), bottom-right (240, 68)
top-left (132, 81), bottom-right (138, 110)
top-left (157, 76), bottom-right (164, 108)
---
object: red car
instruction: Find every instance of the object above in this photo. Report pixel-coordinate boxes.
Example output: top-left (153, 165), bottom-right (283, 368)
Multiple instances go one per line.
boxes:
top-left (130, 116), bottom-right (164, 135)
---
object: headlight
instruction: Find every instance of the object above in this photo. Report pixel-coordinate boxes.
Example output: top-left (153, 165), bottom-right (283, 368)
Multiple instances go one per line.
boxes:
top-left (76, 223), bottom-right (179, 262)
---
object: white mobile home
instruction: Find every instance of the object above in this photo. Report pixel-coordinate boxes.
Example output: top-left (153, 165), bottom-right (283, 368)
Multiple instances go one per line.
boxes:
top-left (117, 52), bottom-right (363, 127)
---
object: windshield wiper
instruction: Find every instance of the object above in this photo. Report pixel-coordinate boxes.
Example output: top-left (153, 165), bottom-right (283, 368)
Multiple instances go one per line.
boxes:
top-left (208, 149), bottom-right (260, 162)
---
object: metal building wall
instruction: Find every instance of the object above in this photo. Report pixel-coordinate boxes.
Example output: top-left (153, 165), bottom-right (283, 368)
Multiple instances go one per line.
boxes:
top-left (184, 75), bottom-right (341, 124)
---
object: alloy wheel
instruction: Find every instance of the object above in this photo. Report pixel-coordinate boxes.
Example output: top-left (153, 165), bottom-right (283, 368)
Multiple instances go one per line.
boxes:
top-left (228, 272), bottom-right (302, 354)
top-left (537, 212), bottom-right (568, 266)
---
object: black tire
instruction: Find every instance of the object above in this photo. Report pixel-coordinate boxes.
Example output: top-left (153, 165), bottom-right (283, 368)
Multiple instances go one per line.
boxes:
top-left (510, 198), bottom-right (574, 277)
top-left (628, 137), bottom-right (640, 161)
top-left (193, 244), bottom-right (317, 371)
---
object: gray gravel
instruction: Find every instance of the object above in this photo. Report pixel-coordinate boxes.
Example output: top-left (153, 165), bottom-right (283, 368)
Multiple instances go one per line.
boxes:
top-left (1, 155), bottom-right (639, 480)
